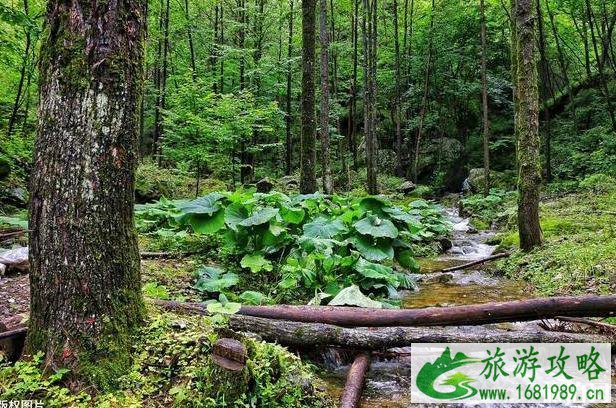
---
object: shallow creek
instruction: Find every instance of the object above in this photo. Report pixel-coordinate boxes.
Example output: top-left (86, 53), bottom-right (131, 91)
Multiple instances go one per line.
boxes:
top-left (316, 208), bottom-right (614, 407)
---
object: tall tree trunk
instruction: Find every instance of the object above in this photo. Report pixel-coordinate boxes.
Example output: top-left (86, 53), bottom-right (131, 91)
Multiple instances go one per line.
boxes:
top-left (514, 0), bottom-right (543, 251)
top-left (349, 0), bottom-right (359, 171)
top-left (329, 0), bottom-right (338, 96)
top-left (362, 0), bottom-right (378, 194)
top-left (300, 0), bottom-right (317, 193)
top-left (393, 0), bottom-right (403, 176)
top-left (153, 0), bottom-right (170, 163)
top-left (536, 0), bottom-right (553, 182)
top-left (480, 0), bottom-right (490, 196)
top-left (584, 0), bottom-right (616, 131)
top-left (319, 0), bottom-right (333, 194)
top-left (412, 0), bottom-right (434, 183)
top-left (285, 0), bottom-right (295, 175)
top-left (7, 0), bottom-right (32, 137)
top-left (27, 0), bottom-right (145, 385)
top-left (219, 4), bottom-right (225, 93)
top-left (185, 0), bottom-right (197, 81)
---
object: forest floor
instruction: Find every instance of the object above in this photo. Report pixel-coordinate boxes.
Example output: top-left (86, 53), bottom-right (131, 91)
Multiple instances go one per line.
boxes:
top-left (1, 180), bottom-right (615, 406)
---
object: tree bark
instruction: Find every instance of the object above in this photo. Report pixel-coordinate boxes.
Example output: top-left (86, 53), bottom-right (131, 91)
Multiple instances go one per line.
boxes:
top-left (514, 0), bottom-right (543, 251)
top-left (339, 352), bottom-right (370, 408)
top-left (480, 0), bottom-right (490, 196)
top-left (153, 0), bottom-right (170, 163)
top-left (362, 0), bottom-right (378, 194)
top-left (228, 316), bottom-right (615, 349)
top-left (319, 0), bottom-right (333, 194)
top-left (27, 0), bottom-right (145, 385)
top-left (300, 0), bottom-right (318, 193)
top-left (154, 295), bottom-right (616, 327)
top-left (285, 0), bottom-right (295, 175)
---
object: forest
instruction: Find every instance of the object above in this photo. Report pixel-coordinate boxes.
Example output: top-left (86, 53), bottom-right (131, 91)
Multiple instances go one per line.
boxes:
top-left (0, 0), bottom-right (614, 405)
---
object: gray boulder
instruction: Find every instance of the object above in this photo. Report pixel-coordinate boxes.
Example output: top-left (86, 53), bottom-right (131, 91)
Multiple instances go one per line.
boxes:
top-left (397, 181), bottom-right (416, 194)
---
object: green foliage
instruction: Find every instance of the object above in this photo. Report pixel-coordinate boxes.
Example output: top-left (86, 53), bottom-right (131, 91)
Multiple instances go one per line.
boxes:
top-left (578, 173), bottom-right (615, 193)
top-left (137, 190), bottom-right (450, 303)
top-left (459, 189), bottom-right (516, 228)
top-left (0, 353), bottom-right (91, 407)
top-left (142, 281), bottom-right (170, 300)
top-left (499, 181), bottom-right (615, 295)
top-left (2, 312), bottom-right (332, 407)
top-left (194, 266), bottom-right (239, 293)
top-left (135, 160), bottom-right (199, 202)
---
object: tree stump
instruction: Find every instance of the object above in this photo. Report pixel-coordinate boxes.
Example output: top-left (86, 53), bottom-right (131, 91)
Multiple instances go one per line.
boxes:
top-left (210, 338), bottom-right (251, 401)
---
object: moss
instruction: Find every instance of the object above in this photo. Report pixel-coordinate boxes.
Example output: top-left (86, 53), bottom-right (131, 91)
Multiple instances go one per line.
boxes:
top-left (497, 183), bottom-right (616, 295)
top-left (5, 309), bottom-right (333, 407)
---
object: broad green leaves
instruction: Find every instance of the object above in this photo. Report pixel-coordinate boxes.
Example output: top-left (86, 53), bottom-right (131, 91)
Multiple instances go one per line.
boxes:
top-left (138, 191), bottom-right (450, 305)
top-left (353, 215), bottom-right (399, 238)
top-left (240, 253), bottom-right (273, 273)
top-left (328, 285), bottom-right (383, 308)
top-left (303, 217), bottom-right (346, 238)
top-left (194, 267), bottom-right (239, 293)
top-left (239, 207), bottom-right (279, 227)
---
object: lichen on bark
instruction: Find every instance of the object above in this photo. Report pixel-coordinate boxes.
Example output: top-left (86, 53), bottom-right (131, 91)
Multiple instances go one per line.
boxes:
top-left (26, 0), bottom-right (147, 388)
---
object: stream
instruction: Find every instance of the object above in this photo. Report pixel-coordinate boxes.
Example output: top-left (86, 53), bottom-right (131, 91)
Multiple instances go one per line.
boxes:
top-left (317, 207), bottom-right (615, 407)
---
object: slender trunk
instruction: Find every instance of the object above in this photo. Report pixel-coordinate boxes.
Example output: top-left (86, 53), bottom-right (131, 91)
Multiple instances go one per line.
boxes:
top-left (7, 0), bottom-right (32, 137)
top-left (329, 0), bottom-right (338, 96)
top-left (349, 0), bottom-right (359, 171)
top-left (185, 0), bottom-right (197, 81)
top-left (393, 0), bottom-right (403, 176)
top-left (153, 0), bottom-right (170, 164)
top-left (285, 0), bottom-right (295, 175)
top-left (412, 0), bottom-right (434, 183)
top-left (536, 0), bottom-right (553, 182)
top-left (28, 0), bottom-right (145, 384)
top-left (585, 0), bottom-right (616, 130)
top-left (362, 0), bottom-right (378, 194)
top-left (514, 0), bottom-right (543, 251)
top-left (480, 0), bottom-right (490, 196)
top-left (300, 0), bottom-right (317, 193)
top-left (219, 4), bottom-right (225, 93)
top-left (319, 0), bottom-right (333, 193)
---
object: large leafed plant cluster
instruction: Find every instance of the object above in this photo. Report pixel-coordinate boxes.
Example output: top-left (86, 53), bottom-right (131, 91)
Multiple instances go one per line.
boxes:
top-left (136, 191), bottom-right (451, 308)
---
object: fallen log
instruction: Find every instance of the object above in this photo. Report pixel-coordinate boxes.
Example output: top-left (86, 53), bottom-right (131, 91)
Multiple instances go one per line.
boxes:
top-left (555, 316), bottom-right (616, 335)
top-left (153, 295), bottom-right (616, 327)
top-left (0, 326), bottom-right (27, 341)
top-left (0, 229), bottom-right (30, 240)
top-left (339, 352), bottom-right (370, 408)
top-left (438, 252), bottom-right (510, 273)
top-left (228, 315), bottom-right (615, 348)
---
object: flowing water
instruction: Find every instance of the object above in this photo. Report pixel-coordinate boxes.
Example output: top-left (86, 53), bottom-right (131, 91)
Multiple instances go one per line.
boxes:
top-left (317, 207), bottom-right (615, 407)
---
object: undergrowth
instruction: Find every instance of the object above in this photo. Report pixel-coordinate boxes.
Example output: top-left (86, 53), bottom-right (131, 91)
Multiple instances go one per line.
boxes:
top-left (0, 308), bottom-right (333, 408)
top-left (497, 174), bottom-right (616, 296)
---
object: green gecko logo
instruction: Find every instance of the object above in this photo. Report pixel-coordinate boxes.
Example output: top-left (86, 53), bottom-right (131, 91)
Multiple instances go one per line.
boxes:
top-left (416, 347), bottom-right (480, 400)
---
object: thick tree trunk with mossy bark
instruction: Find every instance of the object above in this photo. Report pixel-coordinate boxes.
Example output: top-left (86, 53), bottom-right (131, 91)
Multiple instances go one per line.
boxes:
top-left (513, 0), bottom-right (543, 251)
top-left (300, 0), bottom-right (317, 193)
top-left (27, 0), bottom-right (146, 387)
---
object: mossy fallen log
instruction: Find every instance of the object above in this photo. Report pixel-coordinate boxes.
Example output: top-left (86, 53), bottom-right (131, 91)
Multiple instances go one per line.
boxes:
top-left (153, 295), bottom-right (616, 327)
top-left (228, 315), bottom-right (615, 348)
